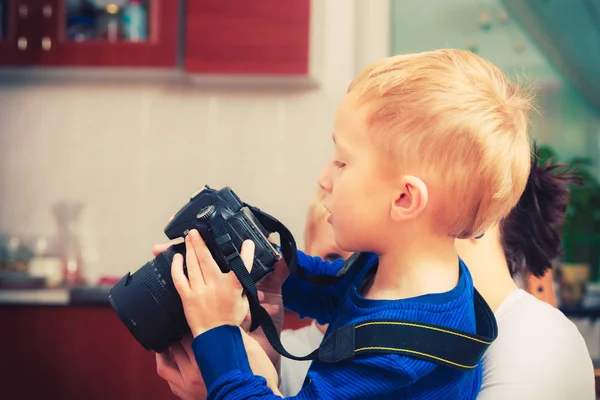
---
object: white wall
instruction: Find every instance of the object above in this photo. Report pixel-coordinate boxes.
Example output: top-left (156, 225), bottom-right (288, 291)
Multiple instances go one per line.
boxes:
top-left (0, 1), bottom-right (391, 282)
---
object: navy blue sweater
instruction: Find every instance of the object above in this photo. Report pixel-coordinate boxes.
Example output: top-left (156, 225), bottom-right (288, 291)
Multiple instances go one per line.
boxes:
top-left (193, 251), bottom-right (482, 399)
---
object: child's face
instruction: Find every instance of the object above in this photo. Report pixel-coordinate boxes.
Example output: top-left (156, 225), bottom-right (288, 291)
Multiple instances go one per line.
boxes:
top-left (306, 216), bottom-right (353, 262)
top-left (317, 95), bottom-right (393, 253)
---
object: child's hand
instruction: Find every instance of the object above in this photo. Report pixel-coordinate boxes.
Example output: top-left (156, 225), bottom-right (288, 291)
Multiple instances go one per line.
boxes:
top-left (171, 229), bottom-right (254, 338)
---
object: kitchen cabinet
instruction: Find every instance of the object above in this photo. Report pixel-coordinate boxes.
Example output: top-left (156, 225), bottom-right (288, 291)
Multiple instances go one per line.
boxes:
top-left (0, 0), bottom-right (38, 66)
top-left (184, 0), bottom-right (311, 75)
top-left (1, 0), bottom-right (312, 74)
top-left (0, 303), bottom-right (311, 399)
top-left (0, 0), bottom-right (178, 67)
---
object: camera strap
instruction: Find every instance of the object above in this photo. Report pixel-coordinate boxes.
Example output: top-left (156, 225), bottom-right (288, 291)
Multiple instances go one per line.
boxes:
top-left (215, 207), bottom-right (498, 369)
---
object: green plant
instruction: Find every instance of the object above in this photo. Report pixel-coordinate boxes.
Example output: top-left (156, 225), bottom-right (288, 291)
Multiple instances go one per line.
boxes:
top-left (537, 145), bottom-right (600, 279)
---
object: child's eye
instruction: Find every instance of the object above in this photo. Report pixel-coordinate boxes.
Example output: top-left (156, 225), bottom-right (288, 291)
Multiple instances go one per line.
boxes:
top-left (333, 161), bottom-right (346, 168)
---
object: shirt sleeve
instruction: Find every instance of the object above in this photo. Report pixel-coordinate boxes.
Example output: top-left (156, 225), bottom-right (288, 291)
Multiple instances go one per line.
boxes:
top-left (281, 251), bottom-right (353, 325)
top-left (193, 324), bottom-right (415, 400)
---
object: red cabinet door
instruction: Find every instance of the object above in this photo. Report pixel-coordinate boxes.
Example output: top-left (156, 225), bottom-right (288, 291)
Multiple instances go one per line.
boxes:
top-left (0, 0), bottom-right (39, 66)
top-left (185, 0), bottom-right (310, 75)
top-left (38, 0), bottom-right (178, 67)
top-left (0, 306), bottom-right (177, 400)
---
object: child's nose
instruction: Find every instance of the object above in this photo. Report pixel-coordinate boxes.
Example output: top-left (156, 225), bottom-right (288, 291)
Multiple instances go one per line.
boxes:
top-left (318, 165), bottom-right (333, 194)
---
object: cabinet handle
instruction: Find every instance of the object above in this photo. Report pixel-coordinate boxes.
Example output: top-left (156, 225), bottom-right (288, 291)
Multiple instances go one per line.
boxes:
top-left (43, 4), bottom-right (52, 18)
top-left (42, 37), bottom-right (52, 51)
top-left (18, 4), bottom-right (27, 18)
top-left (17, 37), bottom-right (27, 50)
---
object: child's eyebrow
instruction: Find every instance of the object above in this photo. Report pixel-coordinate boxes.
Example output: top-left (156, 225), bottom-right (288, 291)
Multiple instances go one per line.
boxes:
top-left (332, 133), bottom-right (351, 154)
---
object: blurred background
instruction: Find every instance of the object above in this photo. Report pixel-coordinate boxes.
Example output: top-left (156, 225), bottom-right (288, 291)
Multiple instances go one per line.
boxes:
top-left (0, 0), bottom-right (599, 399)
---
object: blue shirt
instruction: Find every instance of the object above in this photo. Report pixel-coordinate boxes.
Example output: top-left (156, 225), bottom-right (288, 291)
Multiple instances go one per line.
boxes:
top-left (193, 251), bottom-right (482, 399)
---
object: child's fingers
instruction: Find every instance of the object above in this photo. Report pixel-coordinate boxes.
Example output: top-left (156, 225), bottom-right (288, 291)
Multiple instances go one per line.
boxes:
top-left (171, 253), bottom-right (190, 295)
top-left (240, 240), bottom-right (255, 273)
top-left (189, 229), bottom-right (222, 284)
top-left (184, 233), bottom-right (205, 288)
top-left (224, 240), bottom-right (255, 291)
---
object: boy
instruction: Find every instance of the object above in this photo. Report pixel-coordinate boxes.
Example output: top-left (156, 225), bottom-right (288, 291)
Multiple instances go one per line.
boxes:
top-left (279, 188), bottom-right (352, 397)
top-left (171, 49), bottom-right (533, 399)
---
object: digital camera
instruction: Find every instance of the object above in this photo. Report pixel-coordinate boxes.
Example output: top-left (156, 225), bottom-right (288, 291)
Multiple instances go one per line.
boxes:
top-left (108, 186), bottom-right (283, 353)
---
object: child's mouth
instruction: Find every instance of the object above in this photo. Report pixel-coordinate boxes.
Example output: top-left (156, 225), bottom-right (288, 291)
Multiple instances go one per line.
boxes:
top-left (324, 206), bottom-right (333, 224)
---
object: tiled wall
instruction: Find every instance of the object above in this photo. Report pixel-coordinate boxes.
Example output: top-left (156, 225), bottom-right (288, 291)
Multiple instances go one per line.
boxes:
top-left (0, 83), bottom-right (346, 281)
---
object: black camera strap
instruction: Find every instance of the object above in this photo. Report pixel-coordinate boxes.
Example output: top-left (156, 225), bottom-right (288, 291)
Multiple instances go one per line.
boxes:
top-left (247, 205), bottom-right (346, 286)
top-left (215, 207), bottom-right (498, 369)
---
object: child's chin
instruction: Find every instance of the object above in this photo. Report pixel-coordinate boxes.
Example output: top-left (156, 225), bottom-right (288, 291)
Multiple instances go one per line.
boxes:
top-left (333, 235), bottom-right (351, 252)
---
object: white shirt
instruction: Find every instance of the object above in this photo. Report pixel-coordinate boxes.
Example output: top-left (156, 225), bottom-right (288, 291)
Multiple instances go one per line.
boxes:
top-left (279, 289), bottom-right (595, 398)
top-left (478, 289), bottom-right (595, 399)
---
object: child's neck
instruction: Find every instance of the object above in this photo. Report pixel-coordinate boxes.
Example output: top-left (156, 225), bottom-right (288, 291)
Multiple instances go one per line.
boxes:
top-left (364, 235), bottom-right (460, 301)
top-left (459, 233), bottom-right (518, 311)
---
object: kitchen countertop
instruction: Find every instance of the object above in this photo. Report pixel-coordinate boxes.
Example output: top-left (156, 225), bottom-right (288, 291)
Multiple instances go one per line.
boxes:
top-left (0, 286), bottom-right (111, 306)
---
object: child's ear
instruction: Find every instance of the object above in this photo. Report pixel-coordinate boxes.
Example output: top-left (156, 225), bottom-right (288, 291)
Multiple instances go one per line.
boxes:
top-left (390, 176), bottom-right (428, 222)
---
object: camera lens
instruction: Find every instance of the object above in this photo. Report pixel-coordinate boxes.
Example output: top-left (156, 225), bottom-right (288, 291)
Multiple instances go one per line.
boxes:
top-left (109, 244), bottom-right (190, 353)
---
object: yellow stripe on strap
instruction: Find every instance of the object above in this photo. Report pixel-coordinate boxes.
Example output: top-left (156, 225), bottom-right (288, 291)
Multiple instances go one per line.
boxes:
top-left (355, 321), bottom-right (491, 345)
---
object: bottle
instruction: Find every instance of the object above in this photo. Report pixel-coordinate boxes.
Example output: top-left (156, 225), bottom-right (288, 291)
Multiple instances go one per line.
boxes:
top-left (53, 202), bottom-right (86, 286)
top-left (28, 237), bottom-right (64, 288)
top-left (122, 0), bottom-right (147, 42)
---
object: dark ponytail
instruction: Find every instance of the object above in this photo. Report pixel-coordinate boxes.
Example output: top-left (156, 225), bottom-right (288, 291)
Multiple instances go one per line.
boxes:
top-left (500, 144), bottom-right (583, 277)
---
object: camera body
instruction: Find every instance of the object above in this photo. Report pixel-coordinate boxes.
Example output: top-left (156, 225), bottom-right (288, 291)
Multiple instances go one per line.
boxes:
top-left (109, 186), bottom-right (282, 353)
top-left (164, 185), bottom-right (282, 281)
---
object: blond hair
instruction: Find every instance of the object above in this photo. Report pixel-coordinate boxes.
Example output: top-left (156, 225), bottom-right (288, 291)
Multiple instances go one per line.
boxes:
top-left (304, 188), bottom-right (328, 248)
top-left (348, 49), bottom-right (533, 238)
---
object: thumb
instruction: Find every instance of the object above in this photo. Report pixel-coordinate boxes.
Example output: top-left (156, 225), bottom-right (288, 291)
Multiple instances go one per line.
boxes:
top-left (240, 240), bottom-right (255, 273)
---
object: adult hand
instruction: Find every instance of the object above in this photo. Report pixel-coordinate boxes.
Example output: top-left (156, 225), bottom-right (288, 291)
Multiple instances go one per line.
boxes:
top-left (156, 330), bottom-right (283, 400)
top-left (156, 334), bottom-right (206, 400)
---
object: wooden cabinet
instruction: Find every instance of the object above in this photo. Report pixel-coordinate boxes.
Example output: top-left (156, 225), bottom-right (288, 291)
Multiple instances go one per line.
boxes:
top-left (0, 0), bottom-right (179, 67)
top-left (184, 0), bottom-right (310, 75)
top-left (0, 0), bottom-right (312, 74)
top-left (0, 305), bottom-right (175, 400)
top-left (0, 0), bottom-right (39, 66)
top-left (0, 305), bottom-right (311, 400)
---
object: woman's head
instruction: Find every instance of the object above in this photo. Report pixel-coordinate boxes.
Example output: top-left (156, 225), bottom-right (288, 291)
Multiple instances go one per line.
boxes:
top-left (456, 145), bottom-right (581, 277)
top-left (304, 188), bottom-right (353, 261)
top-left (499, 146), bottom-right (582, 277)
